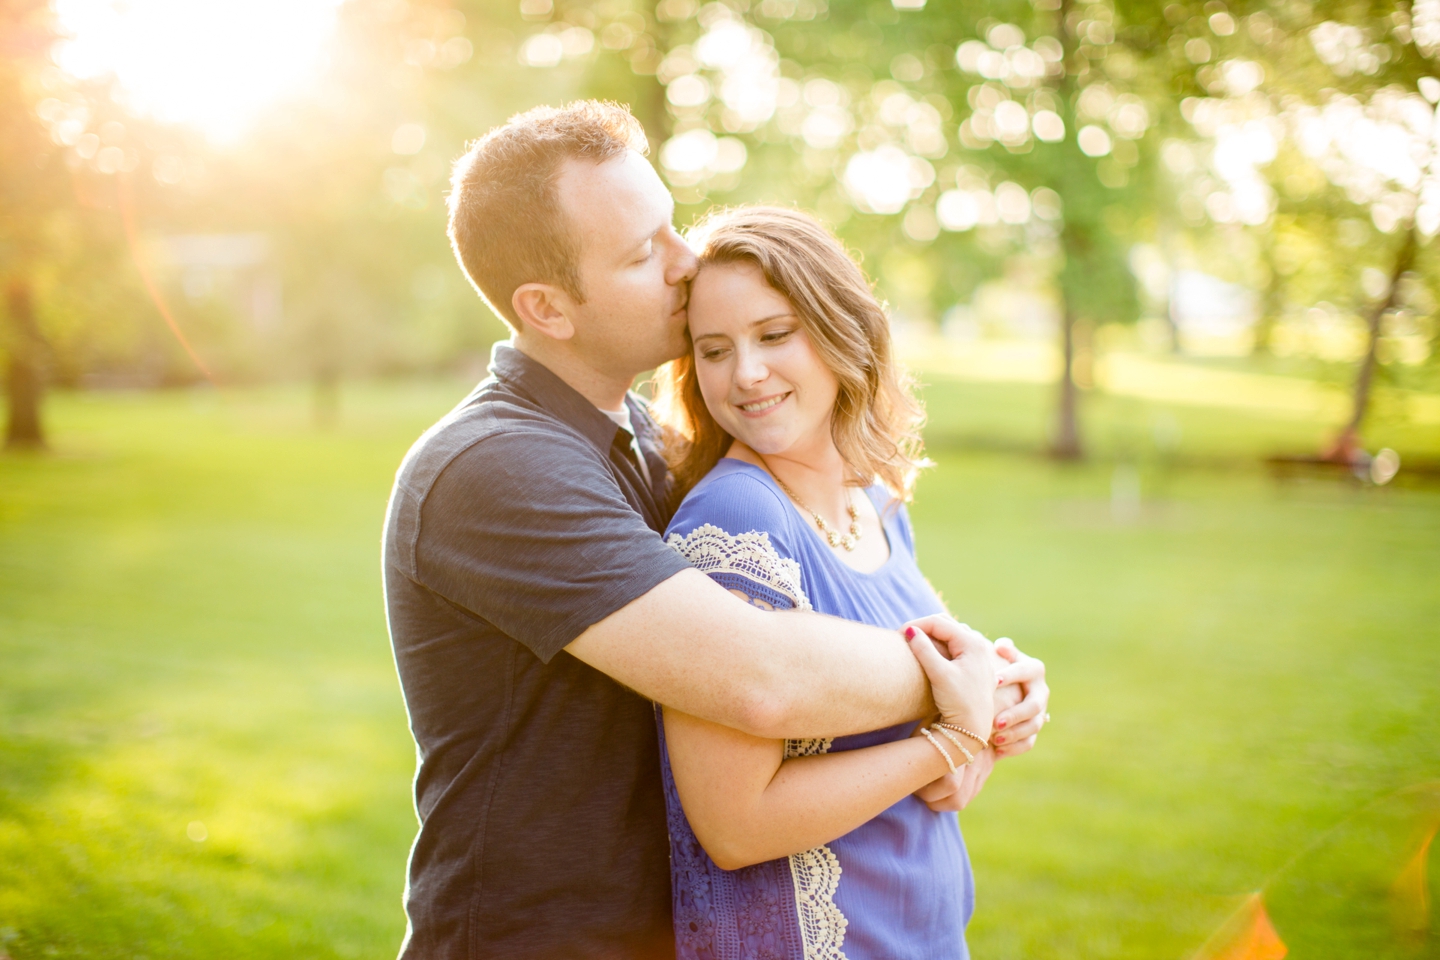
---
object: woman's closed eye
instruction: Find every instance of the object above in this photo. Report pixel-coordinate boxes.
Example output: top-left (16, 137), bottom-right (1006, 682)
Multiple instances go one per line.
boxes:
top-left (760, 327), bottom-right (795, 345)
top-left (698, 344), bottom-right (731, 361)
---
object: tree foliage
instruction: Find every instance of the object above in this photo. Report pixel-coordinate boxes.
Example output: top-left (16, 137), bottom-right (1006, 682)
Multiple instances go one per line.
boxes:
top-left (3, 0), bottom-right (1437, 457)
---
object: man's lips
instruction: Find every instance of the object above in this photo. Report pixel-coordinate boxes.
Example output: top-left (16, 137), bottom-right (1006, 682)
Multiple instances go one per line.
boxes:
top-left (734, 391), bottom-right (790, 416)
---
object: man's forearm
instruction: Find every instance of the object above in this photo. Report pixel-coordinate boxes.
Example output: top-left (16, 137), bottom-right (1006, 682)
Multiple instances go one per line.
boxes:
top-left (744, 610), bottom-right (935, 740)
top-left (566, 569), bottom-right (932, 738)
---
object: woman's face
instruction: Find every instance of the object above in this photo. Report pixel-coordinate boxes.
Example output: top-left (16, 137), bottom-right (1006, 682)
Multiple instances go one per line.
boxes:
top-left (687, 261), bottom-right (840, 459)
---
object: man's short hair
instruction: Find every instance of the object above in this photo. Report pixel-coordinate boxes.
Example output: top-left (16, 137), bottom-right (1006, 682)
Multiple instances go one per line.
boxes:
top-left (447, 100), bottom-right (649, 329)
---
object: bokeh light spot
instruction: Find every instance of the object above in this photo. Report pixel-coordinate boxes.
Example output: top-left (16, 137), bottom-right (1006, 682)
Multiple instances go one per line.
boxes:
top-left (53, 0), bottom-right (343, 141)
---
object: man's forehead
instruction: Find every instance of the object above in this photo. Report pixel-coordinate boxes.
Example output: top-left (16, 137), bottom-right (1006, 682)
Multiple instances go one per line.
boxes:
top-left (556, 151), bottom-right (671, 238)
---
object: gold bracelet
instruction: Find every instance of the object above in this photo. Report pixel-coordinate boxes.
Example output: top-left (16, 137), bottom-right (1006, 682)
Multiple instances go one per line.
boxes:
top-left (935, 721), bottom-right (990, 749)
top-left (933, 725), bottom-right (976, 767)
top-left (919, 727), bottom-right (958, 774)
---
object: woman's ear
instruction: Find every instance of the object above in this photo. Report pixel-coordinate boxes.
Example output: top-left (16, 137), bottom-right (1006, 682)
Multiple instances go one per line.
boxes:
top-left (512, 283), bottom-right (576, 341)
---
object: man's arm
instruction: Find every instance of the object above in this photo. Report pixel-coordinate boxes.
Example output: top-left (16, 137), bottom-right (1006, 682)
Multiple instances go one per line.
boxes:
top-left (567, 568), bottom-right (934, 740)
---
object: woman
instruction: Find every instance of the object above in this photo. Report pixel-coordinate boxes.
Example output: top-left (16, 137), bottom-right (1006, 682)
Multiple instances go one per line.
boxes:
top-left (651, 206), bottom-right (999, 960)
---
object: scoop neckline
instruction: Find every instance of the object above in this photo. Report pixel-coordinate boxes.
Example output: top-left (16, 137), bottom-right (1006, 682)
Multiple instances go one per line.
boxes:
top-left (716, 457), bottom-right (901, 579)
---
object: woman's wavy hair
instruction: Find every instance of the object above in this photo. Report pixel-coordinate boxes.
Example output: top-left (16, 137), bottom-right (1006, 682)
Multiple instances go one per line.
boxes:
top-left (652, 206), bottom-right (928, 501)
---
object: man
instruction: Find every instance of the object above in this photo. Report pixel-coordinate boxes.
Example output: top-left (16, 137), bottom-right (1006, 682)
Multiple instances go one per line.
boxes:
top-left (382, 100), bottom-right (1049, 959)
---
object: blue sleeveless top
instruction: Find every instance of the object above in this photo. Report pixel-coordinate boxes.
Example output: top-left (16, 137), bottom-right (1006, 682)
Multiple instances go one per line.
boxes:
top-left (660, 458), bottom-right (973, 960)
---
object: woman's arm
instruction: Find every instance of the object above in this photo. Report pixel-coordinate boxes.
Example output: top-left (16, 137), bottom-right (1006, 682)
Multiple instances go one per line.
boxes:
top-left (666, 627), bottom-right (993, 870)
top-left (664, 707), bottom-right (953, 870)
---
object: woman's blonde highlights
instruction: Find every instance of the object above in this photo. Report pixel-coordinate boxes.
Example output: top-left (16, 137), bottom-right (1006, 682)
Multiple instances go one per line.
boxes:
top-left (652, 206), bottom-right (928, 500)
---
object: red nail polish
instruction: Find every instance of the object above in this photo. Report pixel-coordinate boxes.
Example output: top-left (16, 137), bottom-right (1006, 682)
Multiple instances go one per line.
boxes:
top-left (904, 626), bottom-right (916, 639)
top-left (996, 719), bottom-right (1006, 729)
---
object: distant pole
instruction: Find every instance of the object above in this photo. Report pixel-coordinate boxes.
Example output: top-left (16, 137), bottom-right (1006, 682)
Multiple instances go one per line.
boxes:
top-left (4, 279), bottom-right (46, 450)
top-left (1326, 225), bottom-right (1417, 464)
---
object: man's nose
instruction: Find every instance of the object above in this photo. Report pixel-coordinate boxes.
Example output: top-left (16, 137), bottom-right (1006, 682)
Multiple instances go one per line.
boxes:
top-left (664, 228), bottom-right (699, 285)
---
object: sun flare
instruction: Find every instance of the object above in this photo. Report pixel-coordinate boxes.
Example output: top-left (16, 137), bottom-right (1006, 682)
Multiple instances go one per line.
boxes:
top-left (53, 0), bottom-right (343, 141)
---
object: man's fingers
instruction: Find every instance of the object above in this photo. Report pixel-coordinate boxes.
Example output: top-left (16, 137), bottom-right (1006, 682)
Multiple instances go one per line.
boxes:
top-left (993, 677), bottom-right (1023, 713)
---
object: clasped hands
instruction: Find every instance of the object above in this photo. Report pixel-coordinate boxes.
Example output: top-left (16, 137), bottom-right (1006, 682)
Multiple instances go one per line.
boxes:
top-left (902, 614), bottom-right (1050, 812)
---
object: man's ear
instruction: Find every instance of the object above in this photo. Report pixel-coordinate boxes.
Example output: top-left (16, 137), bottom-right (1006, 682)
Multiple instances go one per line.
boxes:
top-left (512, 283), bottom-right (577, 341)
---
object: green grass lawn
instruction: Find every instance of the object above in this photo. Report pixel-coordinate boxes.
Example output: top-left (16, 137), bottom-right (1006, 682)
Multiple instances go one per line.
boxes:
top-left (1, 373), bottom-right (1437, 959)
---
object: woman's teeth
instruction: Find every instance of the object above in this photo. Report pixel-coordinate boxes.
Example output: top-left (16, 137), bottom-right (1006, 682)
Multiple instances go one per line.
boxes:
top-left (738, 394), bottom-right (787, 413)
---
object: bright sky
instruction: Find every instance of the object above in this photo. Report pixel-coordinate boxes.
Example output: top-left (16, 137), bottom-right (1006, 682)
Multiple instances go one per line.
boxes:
top-left (53, 0), bottom-right (343, 141)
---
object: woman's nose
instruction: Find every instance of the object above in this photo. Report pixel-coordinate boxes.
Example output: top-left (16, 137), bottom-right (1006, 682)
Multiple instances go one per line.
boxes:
top-left (733, 346), bottom-right (767, 388)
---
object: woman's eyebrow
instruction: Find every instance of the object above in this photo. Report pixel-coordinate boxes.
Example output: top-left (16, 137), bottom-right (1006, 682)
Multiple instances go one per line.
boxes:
top-left (693, 313), bottom-right (796, 342)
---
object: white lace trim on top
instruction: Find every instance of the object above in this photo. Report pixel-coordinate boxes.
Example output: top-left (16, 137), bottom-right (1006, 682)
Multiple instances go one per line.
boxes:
top-left (665, 522), bottom-right (848, 960)
top-left (665, 523), bottom-right (812, 611)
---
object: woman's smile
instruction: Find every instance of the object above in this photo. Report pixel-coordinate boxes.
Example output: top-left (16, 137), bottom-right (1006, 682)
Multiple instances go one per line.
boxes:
top-left (735, 391), bottom-right (791, 416)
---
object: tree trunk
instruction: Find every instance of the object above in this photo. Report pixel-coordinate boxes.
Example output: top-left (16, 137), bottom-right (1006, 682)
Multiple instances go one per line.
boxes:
top-left (1251, 237), bottom-right (1283, 356)
top-left (1325, 226), bottom-right (1417, 464)
top-left (1048, 0), bottom-right (1083, 460)
top-left (634, 15), bottom-right (672, 148)
top-left (5, 279), bottom-right (45, 450)
top-left (1051, 303), bottom-right (1082, 460)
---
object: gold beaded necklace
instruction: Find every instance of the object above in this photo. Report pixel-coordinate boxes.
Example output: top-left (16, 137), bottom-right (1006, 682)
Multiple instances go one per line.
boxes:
top-left (761, 461), bottom-right (863, 552)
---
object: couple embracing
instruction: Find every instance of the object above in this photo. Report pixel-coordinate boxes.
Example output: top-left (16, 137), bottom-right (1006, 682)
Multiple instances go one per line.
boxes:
top-left (382, 100), bottom-right (1051, 960)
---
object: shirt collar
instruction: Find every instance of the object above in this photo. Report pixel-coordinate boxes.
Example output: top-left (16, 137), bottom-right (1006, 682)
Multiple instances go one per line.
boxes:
top-left (487, 342), bottom-right (628, 455)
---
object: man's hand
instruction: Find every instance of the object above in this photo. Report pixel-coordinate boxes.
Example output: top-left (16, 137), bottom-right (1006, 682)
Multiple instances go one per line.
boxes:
top-left (912, 743), bottom-right (996, 812)
top-left (990, 637), bottom-right (1049, 758)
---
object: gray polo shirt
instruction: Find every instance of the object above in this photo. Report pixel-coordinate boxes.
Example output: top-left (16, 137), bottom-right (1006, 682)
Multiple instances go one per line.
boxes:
top-left (382, 343), bottom-right (690, 959)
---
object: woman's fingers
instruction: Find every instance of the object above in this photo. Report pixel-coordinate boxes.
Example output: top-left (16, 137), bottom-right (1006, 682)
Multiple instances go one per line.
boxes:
top-left (993, 636), bottom-right (1021, 664)
top-left (994, 688), bottom-right (1045, 734)
top-left (914, 773), bottom-right (960, 804)
top-left (904, 615), bottom-right (991, 660)
top-left (994, 652), bottom-right (1044, 688)
top-left (906, 624), bottom-right (995, 757)
top-left (923, 749), bottom-right (996, 810)
top-left (993, 713), bottom-right (1043, 747)
top-left (904, 625), bottom-right (955, 679)
top-left (993, 734), bottom-right (1037, 758)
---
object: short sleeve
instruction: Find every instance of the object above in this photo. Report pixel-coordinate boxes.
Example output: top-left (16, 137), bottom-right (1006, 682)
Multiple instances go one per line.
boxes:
top-left (664, 469), bottom-right (810, 613)
top-left (413, 429), bottom-right (692, 663)
top-left (890, 497), bottom-right (917, 558)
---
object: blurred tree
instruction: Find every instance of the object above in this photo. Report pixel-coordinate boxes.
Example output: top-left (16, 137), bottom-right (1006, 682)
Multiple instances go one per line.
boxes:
top-left (631, 0), bottom-right (1189, 459)
top-left (0, 0), bottom-right (61, 448)
top-left (4, 281), bottom-right (45, 448)
top-left (16, 0), bottom-right (1435, 466)
top-left (1328, 225), bottom-right (1417, 461)
top-left (1176, 0), bottom-right (1440, 460)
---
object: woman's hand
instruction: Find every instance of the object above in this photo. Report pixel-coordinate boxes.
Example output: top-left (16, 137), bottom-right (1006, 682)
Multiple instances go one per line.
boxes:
top-left (990, 637), bottom-right (1049, 758)
top-left (911, 743), bottom-right (996, 812)
top-left (903, 619), bottom-right (995, 741)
